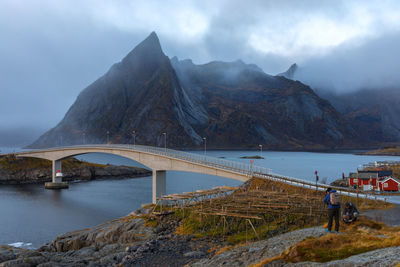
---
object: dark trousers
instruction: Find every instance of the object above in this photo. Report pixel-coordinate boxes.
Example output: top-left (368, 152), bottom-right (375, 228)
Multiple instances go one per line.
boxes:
top-left (327, 208), bottom-right (340, 231)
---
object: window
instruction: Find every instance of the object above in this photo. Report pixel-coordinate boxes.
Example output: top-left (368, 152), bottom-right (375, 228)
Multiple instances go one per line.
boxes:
top-left (384, 183), bottom-right (388, 188)
top-left (353, 179), bottom-right (358, 183)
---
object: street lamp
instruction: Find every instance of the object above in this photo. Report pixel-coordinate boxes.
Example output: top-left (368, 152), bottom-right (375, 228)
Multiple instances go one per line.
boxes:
top-left (259, 144), bottom-right (262, 154)
top-left (132, 131), bottom-right (136, 148)
top-left (106, 131), bottom-right (110, 144)
top-left (203, 137), bottom-right (207, 155)
top-left (162, 132), bottom-right (167, 151)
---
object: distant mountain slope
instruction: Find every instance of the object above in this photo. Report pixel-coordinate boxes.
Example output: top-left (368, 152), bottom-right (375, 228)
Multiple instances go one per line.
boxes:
top-left (171, 57), bottom-right (358, 149)
top-left (279, 63), bottom-right (400, 144)
top-left (317, 88), bottom-right (400, 143)
top-left (31, 32), bottom-right (363, 150)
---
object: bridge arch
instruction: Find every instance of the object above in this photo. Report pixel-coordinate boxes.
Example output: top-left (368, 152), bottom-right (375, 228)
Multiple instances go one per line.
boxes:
top-left (15, 145), bottom-right (252, 203)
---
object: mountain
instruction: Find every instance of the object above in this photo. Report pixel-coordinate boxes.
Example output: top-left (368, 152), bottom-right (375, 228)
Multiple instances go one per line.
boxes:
top-left (277, 63), bottom-right (298, 79)
top-left (31, 32), bottom-right (361, 150)
top-left (171, 58), bottom-right (358, 149)
top-left (279, 63), bottom-right (400, 144)
top-left (316, 88), bottom-right (400, 143)
top-left (30, 32), bottom-right (206, 148)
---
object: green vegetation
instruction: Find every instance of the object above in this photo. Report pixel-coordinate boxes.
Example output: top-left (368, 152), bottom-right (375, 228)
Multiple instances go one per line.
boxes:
top-left (0, 154), bottom-right (51, 171)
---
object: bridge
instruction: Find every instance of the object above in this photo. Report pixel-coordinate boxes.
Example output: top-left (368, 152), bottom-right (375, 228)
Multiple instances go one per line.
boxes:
top-left (15, 144), bottom-right (272, 203)
top-left (14, 144), bottom-right (391, 204)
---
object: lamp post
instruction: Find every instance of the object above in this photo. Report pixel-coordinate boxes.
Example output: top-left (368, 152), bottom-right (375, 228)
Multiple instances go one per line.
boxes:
top-left (132, 131), bottom-right (136, 148)
top-left (259, 144), bottom-right (262, 154)
top-left (162, 132), bottom-right (166, 151)
top-left (106, 131), bottom-right (110, 144)
top-left (83, 131), bottom-right (86, 144)
top-left (203, 137), bottom-right (207, 156)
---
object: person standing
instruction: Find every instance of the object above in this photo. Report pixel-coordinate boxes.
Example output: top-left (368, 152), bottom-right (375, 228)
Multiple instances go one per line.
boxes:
top-left (323, 188), bottom-right (341, 232)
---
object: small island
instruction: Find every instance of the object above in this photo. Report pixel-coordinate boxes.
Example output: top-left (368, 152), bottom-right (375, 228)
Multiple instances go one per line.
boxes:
top-left (361, 147), bottom-right (400, 156)
top-left (240, 155), bottom-right (264, 159)
top-left (0, 154), bottom-right (151, 184)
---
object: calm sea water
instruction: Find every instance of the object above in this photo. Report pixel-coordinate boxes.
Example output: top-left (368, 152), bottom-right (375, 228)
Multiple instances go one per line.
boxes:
top-left (1, 147), bottom-right (399, 248)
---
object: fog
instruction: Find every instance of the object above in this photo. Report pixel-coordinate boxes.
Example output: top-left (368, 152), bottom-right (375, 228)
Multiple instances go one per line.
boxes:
top-left (292, 31), bottom-right (400, 93)
top-left (0, 0), bottom-right (399, 145)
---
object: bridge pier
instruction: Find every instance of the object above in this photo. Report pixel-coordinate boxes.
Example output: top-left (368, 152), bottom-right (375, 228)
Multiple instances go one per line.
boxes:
top-left (45, 160), bottom-right (68, 189)
top-left (52, 160), bottom-right (62, 183)
top-left (152, 170), bottom-right (166, 204)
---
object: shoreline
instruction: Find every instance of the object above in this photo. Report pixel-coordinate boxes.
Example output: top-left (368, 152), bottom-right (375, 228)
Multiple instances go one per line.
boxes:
top-left (0, 172), bottom-right (152, 186)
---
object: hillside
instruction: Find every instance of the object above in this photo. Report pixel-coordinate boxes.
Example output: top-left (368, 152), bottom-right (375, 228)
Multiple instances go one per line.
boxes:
top-left (279, 63), bottom-right (400, 145)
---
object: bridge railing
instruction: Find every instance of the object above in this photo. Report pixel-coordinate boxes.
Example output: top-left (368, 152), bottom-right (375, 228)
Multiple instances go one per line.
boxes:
top-left (131, 144), bottom-right (273, 178)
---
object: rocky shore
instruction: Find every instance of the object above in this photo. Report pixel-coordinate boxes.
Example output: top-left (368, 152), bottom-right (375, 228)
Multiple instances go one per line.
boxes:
top-left (0, 207), bottom-right (219, 267)
top-left (0, 155), bottom-right (151, 184)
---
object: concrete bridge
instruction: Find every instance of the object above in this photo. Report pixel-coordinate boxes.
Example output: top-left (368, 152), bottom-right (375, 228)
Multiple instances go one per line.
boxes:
top-left (14, 144), bottom-right (392, 204)
top-left (15, 144), bottom-right (273, 203)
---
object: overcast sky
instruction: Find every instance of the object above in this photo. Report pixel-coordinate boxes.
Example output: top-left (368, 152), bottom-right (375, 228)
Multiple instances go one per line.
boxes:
top-left (1, 0), bottom-right (400, 145)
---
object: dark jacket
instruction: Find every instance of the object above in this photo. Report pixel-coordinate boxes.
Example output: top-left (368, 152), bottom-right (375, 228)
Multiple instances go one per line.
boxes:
top-left (323, 190), bottom-right (341, 209)
top-left (342, 202), bottom-right (358, 215)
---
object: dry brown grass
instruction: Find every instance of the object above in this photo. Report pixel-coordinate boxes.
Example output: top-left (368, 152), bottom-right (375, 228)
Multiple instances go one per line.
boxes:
top-left (282, 217), bottom-right (400, 263)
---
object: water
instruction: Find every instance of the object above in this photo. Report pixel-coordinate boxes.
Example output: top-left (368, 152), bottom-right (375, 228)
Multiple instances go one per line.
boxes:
top-left (1, 148), bottom-right (400, 248)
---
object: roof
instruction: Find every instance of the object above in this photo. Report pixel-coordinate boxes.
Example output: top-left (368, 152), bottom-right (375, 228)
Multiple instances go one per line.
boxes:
top-left (358, 170), bottom-right (393, 177)
top-left (380, 177), bottom-right (400, 184)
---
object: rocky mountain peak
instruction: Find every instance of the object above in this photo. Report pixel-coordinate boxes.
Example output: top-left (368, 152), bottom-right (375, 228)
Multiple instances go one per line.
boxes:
top-left (278, 63), bottom-right (298, 79)
top-left (121, 31), bottom-right (165, 66)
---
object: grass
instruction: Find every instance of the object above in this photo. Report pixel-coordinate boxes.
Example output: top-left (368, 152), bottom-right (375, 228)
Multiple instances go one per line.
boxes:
top-left (0, 154), bottom-right (51, 171)
top-left (0, 154), bottom-right (107, 171)
top-left (282, 217), bottom-right (400, 263)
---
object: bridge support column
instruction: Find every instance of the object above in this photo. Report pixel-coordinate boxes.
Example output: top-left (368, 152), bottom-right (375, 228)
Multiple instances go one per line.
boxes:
top-left (45, 160), bottom-right (68, 189)
top-left (152, 170), bottom-right (166, 204)
top-left (52, 160), bottom-right (62, 183)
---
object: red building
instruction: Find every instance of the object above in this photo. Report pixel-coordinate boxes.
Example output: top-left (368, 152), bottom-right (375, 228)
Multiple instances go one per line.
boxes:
top-left (348, 170), bottom-right (395, 191)
top-left (378, 177), bottom-right (400, 191)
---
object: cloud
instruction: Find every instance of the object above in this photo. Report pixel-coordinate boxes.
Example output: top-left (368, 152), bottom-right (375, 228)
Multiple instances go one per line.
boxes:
top-left (294, 31), bottom-right (400, 92)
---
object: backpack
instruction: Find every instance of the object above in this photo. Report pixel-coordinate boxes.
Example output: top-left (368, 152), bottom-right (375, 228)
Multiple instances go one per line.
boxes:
top-left (330, 192), bottom-right (341, 205)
